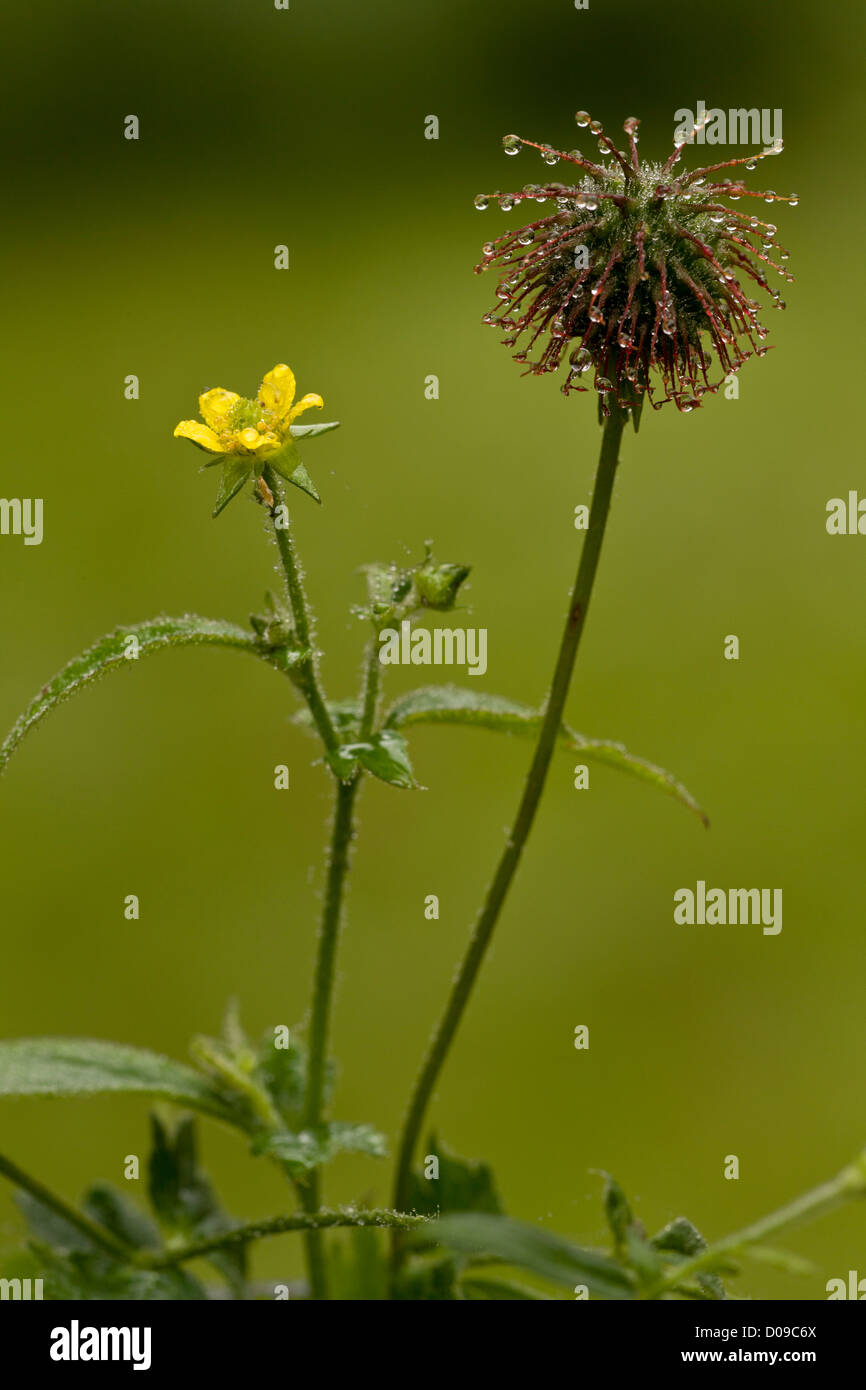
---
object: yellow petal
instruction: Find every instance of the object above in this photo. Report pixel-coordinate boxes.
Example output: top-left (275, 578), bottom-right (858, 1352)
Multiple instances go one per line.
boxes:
top-left (258, 364), bottom-right (296, 421)
top-left (287, 392), bottom-right (324, 424)
top-left (173, 420), bottom-right (227, 453)
top-left (235, 427), bottom-right (267, 453)
top-left (199, 388), bottom-right (241, 430)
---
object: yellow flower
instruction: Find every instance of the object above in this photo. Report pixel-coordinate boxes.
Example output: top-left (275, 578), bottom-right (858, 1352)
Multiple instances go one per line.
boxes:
top-left (173, 364), bottom-right (323, 459)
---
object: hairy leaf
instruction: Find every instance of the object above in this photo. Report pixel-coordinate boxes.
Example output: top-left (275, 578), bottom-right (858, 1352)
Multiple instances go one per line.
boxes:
top-left (339, 730), bottom-right (417, 789)
top-left (432, 1213), bottom-right (634, 1300)
top-left (0, 1039), bottom-right (247, 1128)
top-left (254, 1122), bottom-right (387, 1177)
top-left (0, 616), bottom-right (282, 776)
top-left (385, 684), bottom-right (707, 825)
top-left (408, 1136), bottom-right (503, 1219)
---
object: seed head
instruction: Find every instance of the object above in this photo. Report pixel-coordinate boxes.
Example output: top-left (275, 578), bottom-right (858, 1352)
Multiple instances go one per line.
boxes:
top-left (475, 110), bottom-right (797, 415)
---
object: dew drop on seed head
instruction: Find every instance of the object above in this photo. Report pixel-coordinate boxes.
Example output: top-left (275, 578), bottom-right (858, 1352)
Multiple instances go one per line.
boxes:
top-left (499, 194), bottom-right (515, 211)
top-left (589, 119), bottom-right (603, 134)
top-left (788, 194), bottom-right (799, 206)
top-left (764, 190), bottom-right (776, 203)
top-left (502, 134), bottom-right (521, 155)
top-left (575, 110), bottom-right (591, 127)
top-left (744, 159), bottom-right (757, 171)
top-left (595, 376), bottom-right (613, 393)
top-left (541, 145), bottom-right (559, 165)
top-left (474, 194), bottom-right (489, 210)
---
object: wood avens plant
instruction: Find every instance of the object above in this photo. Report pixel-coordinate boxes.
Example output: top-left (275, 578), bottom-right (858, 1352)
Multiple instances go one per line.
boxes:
top-left (0, 114), bottom-right (859, 1302)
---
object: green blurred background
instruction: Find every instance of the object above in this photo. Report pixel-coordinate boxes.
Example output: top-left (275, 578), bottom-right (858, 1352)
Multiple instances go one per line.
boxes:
top-left (1, 0), bottom-right (863, 1297)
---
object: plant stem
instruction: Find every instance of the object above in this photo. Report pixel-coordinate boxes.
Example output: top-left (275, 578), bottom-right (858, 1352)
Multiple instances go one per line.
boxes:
top-left (299, 773), bottom-right (361, 1298)
top-left (263, 466), bottom-right (339, 756)
top-left (137, 1207), bottom-right (428, 1271)
top-left (391, 405), bottom-right (627, 1234)
top-left (0, 1151), bottom-right (131, 1261)
top-left (359, 635), bottom-right (382, 739)
top-left (649, 1153), bottom-right (866, 1297)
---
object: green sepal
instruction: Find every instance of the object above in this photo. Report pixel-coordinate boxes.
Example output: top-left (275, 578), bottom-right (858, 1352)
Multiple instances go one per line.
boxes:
top-left (265, 440), bottom-right (322, 503)
top-left (290, 420), bottom-right (340, 440)
top-left (213, 458), bottom-right (253, 517)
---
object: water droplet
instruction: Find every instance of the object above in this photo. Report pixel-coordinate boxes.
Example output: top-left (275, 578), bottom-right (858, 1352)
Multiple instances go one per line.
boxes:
top-left (744, 159), bottom-right (757, 171)
top-left (764, 190), bottom-right (776, 203)
top-left (589, 120), bottom-right (603, 135)
top-left (517, 230), bottom-right (534, 246)
top-left (474, 194), bottom-right (489, 211)
top-left (541, 145), bottom-right (559, 166)
top-left (481, 241), bottom-right (495, 257)
top-left (788, 194), bottom-right (799, 206)
top-left (502, 134), bottom-right (522, 155)
top-left (570, 346), bottom-right (593, 373)
top-left (496, 285), bottom-right (512, 301)
top-left (499, 194), bottom-right (515, 211)
top-left (709, 213), bottom-right (724, 223)
top-left (574, 110), bottom-right (591, 127)
top-left (513, 350), bottom-right (527, 362)
top-left (595, 376), bottom-right (613, 393)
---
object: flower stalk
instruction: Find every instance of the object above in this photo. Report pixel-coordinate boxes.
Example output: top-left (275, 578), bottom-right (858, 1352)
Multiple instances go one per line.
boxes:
top-left (392, 401), bottom-right (627, 1237)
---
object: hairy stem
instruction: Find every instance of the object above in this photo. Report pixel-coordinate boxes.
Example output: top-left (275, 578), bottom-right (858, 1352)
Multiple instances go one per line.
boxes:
top-left (0, 1152), bottom-right (131, 1261)
top-left (137, 1208), bottom-right (429, 1271)
top-left (359, 635), bottom-right (382, 740)
top-left (391, 406), bottom-right (627, 1240)
top-left (263, 466), bottom-right (338, 755)
top-left (299, 774), bottom-right (361, 1298)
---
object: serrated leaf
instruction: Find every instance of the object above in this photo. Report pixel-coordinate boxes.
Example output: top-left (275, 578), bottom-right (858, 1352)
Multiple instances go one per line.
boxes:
top-left (339, 730), bottom-right (417, 789)
top-left (408, 1136), bottom-right (503, 1219)
top-left (289, 420), bottom-right (340, 440)
top-left (0, 1038), bottom-right (248, 1128)
top-left (82, 1185), bottom-right (161, 1251)
top-left (254, 1122), bottom-right (387, 1177)
top-left (431, 1213), bottom-right (634, 1300)
top-left (148, 1116), bottom-right (218, 1232)
top-left (33, 1246), bottom-right (206, 1301)
top-left (0, 616), bottom-right (274, 777)
top-left (213, 457), bottom-right (252, 517)
top-left (385, 685), bottom-right (707, 825)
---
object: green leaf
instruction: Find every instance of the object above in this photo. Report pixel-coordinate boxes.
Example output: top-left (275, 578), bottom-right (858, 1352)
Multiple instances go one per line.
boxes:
top-left (33, 1246), bottom-right (206, 1301)
top-left (392, 1252), bottom-right (460, 1301)
top-left (0, 1038), bottom-right (248, 1129)
top-left (213, 457), bottom-right (252, 517)
top-left (289, 420), bottom-right (340, 440)
top-left (408, 1136), bottom-right (503, 1219)
top-left (431, 1213), bottom-right (634, 1300)
top-left (600, 1172), bottom-right (633, 1256)
top-left (254, 1122), bottom-right (387, 1178)
top-left (148, 1116), bottom-right (219, 1232)
top-left (460, 1273), bottom-right (554, 1300)
top-left (339, 730), bottom-right (417, 789)
top-left (82, 1185), bottom-right (161, 1252)
top-left (0, 616), bottom-right (275, 777)
top-left (385, 685), bottom-right (708, 826)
